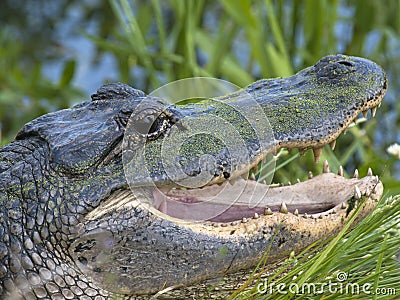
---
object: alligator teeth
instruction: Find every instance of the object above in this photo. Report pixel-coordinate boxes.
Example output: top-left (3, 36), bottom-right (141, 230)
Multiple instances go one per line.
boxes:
top-left (264, 207), bottom-right (273, 215)
top-left (249, 173), bottom-right (256, 181)
top-left (287, 181), bottom-right (292, 186)
top-left (362, 110), bottom-right (368, 118)
top-left (371, 107), bottom-right (377, 117)
top-left (296, 178), bottom-right (301, 183)
top-left (329, 140), bottom-right (336, 150)
top-left (313, 147), bottom-right (323, 162)
top-left (308, 171), bottom-right (313, 179)
top-left (253, 213), bottom-right (260, 219)
top-left (365, 187), bottom-right (371, 197)
top-left (323, 160), bottom-right (330, 173)
top-left (353, 169), bottom-right (359, 179)
top-left (354, 185), bottom-right (362, 200)
top-left (341, 202), bottom-right (347, 209)
top-left (367, 167), bottom-right (373, 176)
top-left (293, 209), bottom-right (299, 216)
top-left (279, 202), bottom-right (288, 214)
top-left (241, 217), bottom-right (248, 223)
top-left (338, 166), bottom-right (344, 177)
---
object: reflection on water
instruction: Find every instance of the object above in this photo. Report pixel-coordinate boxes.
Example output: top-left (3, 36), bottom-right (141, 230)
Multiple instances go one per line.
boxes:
top-left (0, 0), bottom-right (118, 95)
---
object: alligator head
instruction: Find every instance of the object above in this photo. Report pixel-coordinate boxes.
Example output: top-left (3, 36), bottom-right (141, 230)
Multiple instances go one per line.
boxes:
top-left (0, 55), bottom-right (386, 298)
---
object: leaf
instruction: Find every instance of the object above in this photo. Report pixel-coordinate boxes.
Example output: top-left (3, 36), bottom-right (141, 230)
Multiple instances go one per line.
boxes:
top-left (59, 60), bottom-right (76, 88)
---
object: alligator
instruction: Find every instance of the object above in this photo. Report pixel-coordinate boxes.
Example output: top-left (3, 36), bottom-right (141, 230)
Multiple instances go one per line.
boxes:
top-left (0, 54), bottom-right (387, 299)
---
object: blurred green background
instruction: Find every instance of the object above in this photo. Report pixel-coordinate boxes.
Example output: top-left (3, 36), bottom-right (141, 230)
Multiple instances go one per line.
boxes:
top-left (1, 0), bottom-right (399, 194)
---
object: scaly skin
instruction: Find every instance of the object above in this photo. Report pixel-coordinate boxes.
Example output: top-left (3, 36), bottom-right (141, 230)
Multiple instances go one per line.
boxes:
top-left (0, 55), bottom-right (387, 298)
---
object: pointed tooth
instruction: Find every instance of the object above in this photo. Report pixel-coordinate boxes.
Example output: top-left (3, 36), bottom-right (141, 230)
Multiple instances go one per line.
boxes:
top-left (249, 173), bottom-right (256, 181)
top-left (353, 169), bottom-right (359, 179)
top-left (371, 107), bottom-right (377, 117)
top-left (262, 180), bottom-right (267, 185)
top-left (297, 178), bottom-right (301, 183)
top-left (329, 140), bottom-right (336, 150)
top-left (323, 160), bottom-right (330, 173)
top-left (338, 166), bottom-right (344, 177)
top-left (362, 110), bottom-right (368, 118)
top-left (241, 217), bottom-right (248, 223)
top-left (253, 213), bottom-right (260, 219)
top-left (302, 213), bottom-right (308, 219)
top-left (341, 202), bottom-right (347, 209)
top-left (318, 214), bottom-right (323, 219)
top-left (308, 171), bottom-right (313, 179)
top-left (313, 147), bottom-right (323, 162)
top-left (279, 202), bottom-right (288, 214)
top-left (264, 207), bottom-right (273, 215)
top-left (354, 185), bottom-right (362, 200)
top-left (378, 103), bottom-right (381, 108)
top-left (367, 167), bottom-right (373, 176)
top-left (293, 209), bottom-right (299, 216)
top-left (365, 187), bottom-right (371, 197)
top-left (343, 128), bottom-right (347, 135)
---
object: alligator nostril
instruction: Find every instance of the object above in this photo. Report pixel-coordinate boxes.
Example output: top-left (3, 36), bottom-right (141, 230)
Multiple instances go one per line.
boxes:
top-left (337, 60), bottom-right (354, 67)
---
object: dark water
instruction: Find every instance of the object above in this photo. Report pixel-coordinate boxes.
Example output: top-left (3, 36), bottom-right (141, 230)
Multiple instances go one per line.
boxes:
top-left (0, 0), bottom-right (118, 95)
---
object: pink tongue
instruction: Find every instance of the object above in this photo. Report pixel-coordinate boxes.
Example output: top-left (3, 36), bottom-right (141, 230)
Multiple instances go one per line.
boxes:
top-left (153, 189), bottom-right (267, 221)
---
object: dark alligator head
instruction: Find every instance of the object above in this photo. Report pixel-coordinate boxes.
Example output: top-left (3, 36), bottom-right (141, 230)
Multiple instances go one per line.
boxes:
top-left (0, 55), bottom-right (386, 298)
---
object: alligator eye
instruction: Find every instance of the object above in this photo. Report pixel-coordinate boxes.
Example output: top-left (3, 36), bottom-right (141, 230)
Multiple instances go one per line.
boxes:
top-left (133, 113), bottom-right (160, 135)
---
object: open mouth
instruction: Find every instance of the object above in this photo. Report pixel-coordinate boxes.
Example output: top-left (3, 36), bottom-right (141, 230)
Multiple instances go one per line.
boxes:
top-left (151, 163), bottom-right (383, 223)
